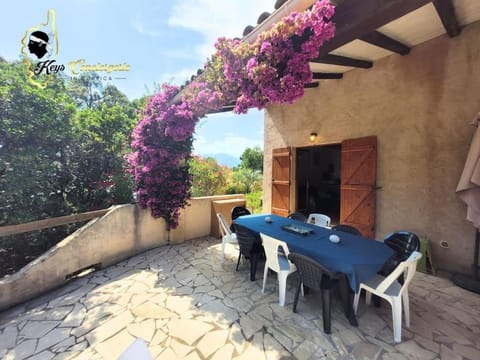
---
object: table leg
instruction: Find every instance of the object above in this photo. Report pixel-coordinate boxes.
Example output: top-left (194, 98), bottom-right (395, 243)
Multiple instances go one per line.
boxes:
top-left (321, 287), bottom-right (332, 334)
top-left (339, 275), bottom-right (358, 327)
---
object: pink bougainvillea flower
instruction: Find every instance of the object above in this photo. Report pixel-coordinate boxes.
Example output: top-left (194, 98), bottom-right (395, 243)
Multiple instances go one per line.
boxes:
top-left (128, 1), bottom-right (335, 228)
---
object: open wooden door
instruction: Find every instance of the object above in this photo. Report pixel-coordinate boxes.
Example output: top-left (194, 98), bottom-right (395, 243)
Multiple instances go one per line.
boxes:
top-left (271, 147), bottom-right (291, 217)
top-left (340, 137), bottom-right (377, 238)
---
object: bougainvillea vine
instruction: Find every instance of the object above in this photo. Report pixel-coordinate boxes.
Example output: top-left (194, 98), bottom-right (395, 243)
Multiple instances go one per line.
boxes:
top-left (129, 0), bottom-right (335, 229)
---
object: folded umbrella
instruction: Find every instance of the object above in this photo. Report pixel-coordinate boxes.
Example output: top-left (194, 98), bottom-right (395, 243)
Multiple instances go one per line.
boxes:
top-left (456, 113), bottom-right (480, 228)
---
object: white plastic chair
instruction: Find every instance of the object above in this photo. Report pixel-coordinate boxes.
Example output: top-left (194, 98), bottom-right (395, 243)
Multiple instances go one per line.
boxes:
top-left (217, 212), bottom-right (238, 263)
top-left (353, 251), bottom-right (422, 343)
top-left (260, 233), bottom-right (298, 306)
top-left (306, 213), bottom-right (331, 227)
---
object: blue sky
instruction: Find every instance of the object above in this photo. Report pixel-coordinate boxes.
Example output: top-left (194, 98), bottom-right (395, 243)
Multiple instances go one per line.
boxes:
top-left (1, 0), bottom-right (272, 163)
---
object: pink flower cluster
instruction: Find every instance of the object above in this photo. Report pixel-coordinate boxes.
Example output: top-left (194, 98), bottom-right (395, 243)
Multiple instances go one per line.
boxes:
top-left (129, 1), bottom-right (335, 228)
top-left (128, 84), bottom-right (195, 228)
top-left (223, 0), bottom-right (335, 113)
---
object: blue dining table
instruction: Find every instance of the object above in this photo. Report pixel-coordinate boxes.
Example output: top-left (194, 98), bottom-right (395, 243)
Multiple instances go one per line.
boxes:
top-left (235, 214), bottom-right (394, 292)
top-left (235, 214), bottom-right (395, 326)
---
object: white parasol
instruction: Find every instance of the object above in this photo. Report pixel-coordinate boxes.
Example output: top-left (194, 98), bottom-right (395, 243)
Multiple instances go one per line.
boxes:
top-left (453, 112), bottom-right (480, 293)
top-left (456, 112), bottom-right (480, 228)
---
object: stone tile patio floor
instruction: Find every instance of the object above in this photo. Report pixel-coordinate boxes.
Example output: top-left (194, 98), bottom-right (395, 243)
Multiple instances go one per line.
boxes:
top-left (1, 237), bottom-right (479, 360)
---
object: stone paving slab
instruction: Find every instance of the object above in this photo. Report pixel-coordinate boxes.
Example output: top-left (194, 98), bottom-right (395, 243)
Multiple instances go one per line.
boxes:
top-left (0, 237), bottom-right (479, 359)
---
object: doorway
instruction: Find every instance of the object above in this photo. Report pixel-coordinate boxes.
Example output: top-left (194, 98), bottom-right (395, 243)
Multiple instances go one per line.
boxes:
top-left (296, 145), bottom-right (341, 224)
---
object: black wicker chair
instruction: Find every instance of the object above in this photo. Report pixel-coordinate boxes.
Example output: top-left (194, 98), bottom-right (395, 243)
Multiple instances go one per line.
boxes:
top-left (287, 212), bottom-right (307, 222)
top-left (332, 224), bottom-right (362, 236)
top-left (380, 231), bottom-right (420, 276)
top-left (230, 206), bottom-right (251, 232)
top-left (231, 206), bottom-right (251, 219)
top-left (375, 231), bottom-right (421, 307)
top-left (234, 223), bottom-right (264, 281)
top-left (288, 253), bottom-right (340, 334)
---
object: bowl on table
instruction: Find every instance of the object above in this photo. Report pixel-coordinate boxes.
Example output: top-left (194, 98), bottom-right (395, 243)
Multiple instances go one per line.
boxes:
top-left (329, 234), bottom-right (340, 243)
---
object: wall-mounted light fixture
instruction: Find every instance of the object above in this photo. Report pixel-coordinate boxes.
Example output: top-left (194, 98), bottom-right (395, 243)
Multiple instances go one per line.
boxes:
top-left (309, 132), bottom-right (317, 142)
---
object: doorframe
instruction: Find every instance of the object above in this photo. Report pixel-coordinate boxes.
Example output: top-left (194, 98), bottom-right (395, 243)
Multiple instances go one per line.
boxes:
top-left (293, 142), bottom-right (342, 214)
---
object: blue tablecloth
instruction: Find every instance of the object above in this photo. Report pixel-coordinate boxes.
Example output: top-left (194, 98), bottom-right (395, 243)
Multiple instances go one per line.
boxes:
top-left (235, 214), bottom-right (394, 292)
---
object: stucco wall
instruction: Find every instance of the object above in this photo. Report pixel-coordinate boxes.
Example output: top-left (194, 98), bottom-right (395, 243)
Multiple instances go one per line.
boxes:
top-left (0, 194), bottom-right (246, 311)
top-left (170, 194), bottom-right (246, 243)
top-left (263, 21), bottom-right (480, 273)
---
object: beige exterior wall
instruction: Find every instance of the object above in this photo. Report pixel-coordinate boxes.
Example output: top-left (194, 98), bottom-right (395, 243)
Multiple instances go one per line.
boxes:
top-left (263, 21), bottom-right (480, 273)
top-left (170, 194), bottom-right (246, 243)
top-left (0, 194), bottom-right (245, 311)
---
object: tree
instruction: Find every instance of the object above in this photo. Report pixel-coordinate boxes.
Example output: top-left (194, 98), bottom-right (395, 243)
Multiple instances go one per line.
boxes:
top-left (0, 61), bottom-right (138, 222)
top-left (0, 61), bottom-right (77, 224)
top-left (189, 156), bottom-right (227, 197)
top-left (0, 60), bottom-right (139, 276)
top-left (103, 85), bottom-right (131, 108)
top-left (67, 73), bottom-right (104, 109)
top-left (232, 168), bottom-right (262, 194)
top-left (68, 93), bottom-right (137, 210)
top-left (239, 146), bottom-right (263, 172)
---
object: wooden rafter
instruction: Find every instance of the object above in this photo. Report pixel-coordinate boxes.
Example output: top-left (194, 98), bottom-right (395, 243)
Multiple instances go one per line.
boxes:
top-left (312, 72), bottom-right (343, 79)
top-left (318, 0), bottom-right (432, 57)
top-left (304, 82), bottom-right (319, 88)
top-left (312, 54), bottom-right (373, 69)
top-left (360, 31), bottom-right (410, 55)
top-left (433, 0), bottom-right (461, 37)
top-left (205, 104), bottom-right (235, 114)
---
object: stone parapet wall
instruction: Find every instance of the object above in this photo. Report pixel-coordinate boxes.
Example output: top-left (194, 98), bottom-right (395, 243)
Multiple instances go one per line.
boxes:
top-left (0, 194), bottom-right (246, 311)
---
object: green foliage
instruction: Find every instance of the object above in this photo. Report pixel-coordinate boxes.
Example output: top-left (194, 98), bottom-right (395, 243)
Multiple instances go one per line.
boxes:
top-left (246, 191), bottom-right (263, 214)
top-left (62, 84), bottom-right (137, 211)
top-left (239, 145), bottom-right (263, 172)
top-left (67, 73), bottom-right (104, 109)
top-left (0, 60), bottom-right (139, 275)
top-left (0, 61), bottom-right (77, 223)
top-left (231, 168), bottom-right (262, 194)
top-left (189, 156), bottom-right (227, 197)
top-left (0, 61), bottom-right (137, 223)
top-left (223, 146), bottom-right (264, 196)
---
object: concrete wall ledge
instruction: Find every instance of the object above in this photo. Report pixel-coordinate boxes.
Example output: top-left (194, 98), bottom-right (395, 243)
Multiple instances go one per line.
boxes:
top-left (0, 194), bottom-right (246, 311)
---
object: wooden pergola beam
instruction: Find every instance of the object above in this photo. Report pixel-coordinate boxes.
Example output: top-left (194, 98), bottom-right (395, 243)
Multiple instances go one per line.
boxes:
top-left (312, 72), bottom-right (343, 79)
top-left (433, 0), bottom-right (461, 37)
top-left (360, 31), bottom-right (410, 55)
top-left (312, 54), bottom-right (373, 69)
top-left (304, 82), bottom-right (319, 88)
top-left (206, 105), bottom-right (235, 114)
top-left (318, 0), bottom-right (432, 58)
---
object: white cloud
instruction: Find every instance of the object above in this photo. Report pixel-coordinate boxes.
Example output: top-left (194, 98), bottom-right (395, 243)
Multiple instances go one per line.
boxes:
top-left (168, 0), bottom-right (274, 59)
top-left (193, 133), bottom-right (262, 158)
top-left (131, 13), bottom-right (164, 37)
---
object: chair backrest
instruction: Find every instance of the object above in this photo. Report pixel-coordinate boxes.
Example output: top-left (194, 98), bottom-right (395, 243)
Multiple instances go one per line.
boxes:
top-left (217, 213), bottom-right (233, 237)
top-left (306, 213), bottom-right (331, 227)
top-left (332, 224), bottom-right (361, 236)
top-left (260, 233), bottom-right (293, 273)
top-left (384, 231), bottom-right (420, 261)
top-left (231, 206), bottom-right (251, 220)
top-left (288, 252), bottom-right (336, 290)
top-left (376, 251), bottom-right (422, 295)
top-left (231, 207), bottom-right (251, 232)
top-left (287, 212), bottom-right (307, 222)
top-left (234, 223), bottom-right (262, 256)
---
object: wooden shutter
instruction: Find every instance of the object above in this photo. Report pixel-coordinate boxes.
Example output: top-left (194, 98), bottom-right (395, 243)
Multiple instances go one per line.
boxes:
top-left (340, 137), bottom-right (377, 238)
top-left (271, 147), bottom-right (291, 217)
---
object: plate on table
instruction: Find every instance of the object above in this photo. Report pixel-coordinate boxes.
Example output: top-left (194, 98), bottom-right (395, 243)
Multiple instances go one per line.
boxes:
top-left (281, 224), bottom-right (314, 236)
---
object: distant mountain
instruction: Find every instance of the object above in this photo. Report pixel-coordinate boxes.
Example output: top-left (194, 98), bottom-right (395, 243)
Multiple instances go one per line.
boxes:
top-left (203, 153), bottom-right (240, 168)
